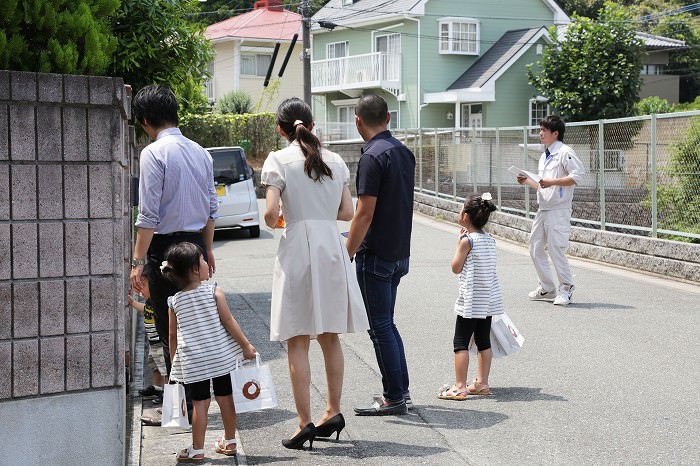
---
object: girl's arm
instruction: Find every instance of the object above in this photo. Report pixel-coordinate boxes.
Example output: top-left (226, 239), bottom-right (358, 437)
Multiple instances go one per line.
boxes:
top-left (264, 186), bottom-right (282, 229)
top-left (451, 234), bottom-right (472, 274)
top-left (215, 287), bottom-right (256, 359)
top-left (168, 308), bottom-right (177, 368)
top-left (337, 185), bottom-right (354, 221)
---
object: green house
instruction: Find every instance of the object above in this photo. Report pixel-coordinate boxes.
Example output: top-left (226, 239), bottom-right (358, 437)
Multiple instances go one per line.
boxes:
top-left (310, 0), bottom-right (569, 140)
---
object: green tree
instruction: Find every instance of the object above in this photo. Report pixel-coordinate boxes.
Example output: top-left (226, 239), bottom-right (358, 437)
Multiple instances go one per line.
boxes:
top-left (0, 0), bottom-right (119, 74)
top-left (556, 0), bottom-right (700, 102)
top-left (110, 0), bottom-right (214, 114)
top-left (528, 3), bottom-right (644, 121)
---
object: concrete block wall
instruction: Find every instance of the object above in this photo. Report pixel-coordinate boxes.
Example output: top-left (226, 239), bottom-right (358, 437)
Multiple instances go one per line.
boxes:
top-left (414, 192), bottom-right (700, 284)
top-left (0, 71), bottom-right (132, 465)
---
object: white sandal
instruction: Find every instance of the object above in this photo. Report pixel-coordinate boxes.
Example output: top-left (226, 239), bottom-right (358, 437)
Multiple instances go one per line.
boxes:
top-left (215, 435), bottom-right (237, 455)
top-left (176, 445), bottom-right (205, 463)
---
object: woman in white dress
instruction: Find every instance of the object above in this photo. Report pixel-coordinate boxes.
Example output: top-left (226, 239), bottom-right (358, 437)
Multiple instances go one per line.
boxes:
top-left (261, 98), bottom-right (369, 450)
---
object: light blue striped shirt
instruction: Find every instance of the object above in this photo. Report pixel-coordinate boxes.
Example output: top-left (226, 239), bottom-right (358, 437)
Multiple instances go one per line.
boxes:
top-left (136, 128), bottom-right (218, 234)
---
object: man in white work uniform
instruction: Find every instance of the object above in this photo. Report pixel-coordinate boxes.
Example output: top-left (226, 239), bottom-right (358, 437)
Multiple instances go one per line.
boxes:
top-left (517, 115), bottom-right (585, 305)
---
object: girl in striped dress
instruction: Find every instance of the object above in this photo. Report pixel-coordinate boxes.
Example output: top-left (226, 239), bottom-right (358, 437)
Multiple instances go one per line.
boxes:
top-left (438, 193), bottom-right (504, 401)
top-left (162, 242), bottom-right (256, 463)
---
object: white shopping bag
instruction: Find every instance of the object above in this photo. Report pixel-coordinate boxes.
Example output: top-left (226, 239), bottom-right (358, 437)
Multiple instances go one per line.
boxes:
top-left (230, 353), bottom-right (278, 414)
top-left (491, 313), bottom-right (525, 356)
top-left (161, 382), bottom-right (190, 428)
top-left (468, 313), bottom-right (524, 358)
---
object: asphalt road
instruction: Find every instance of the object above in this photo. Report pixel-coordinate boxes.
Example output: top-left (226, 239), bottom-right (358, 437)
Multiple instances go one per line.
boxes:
top-left (138, 200), bottom-right (700, 465)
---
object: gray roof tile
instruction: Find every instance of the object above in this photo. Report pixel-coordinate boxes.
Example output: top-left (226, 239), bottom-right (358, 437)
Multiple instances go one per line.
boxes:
top-left (448, 27), bottom-right (545, 90)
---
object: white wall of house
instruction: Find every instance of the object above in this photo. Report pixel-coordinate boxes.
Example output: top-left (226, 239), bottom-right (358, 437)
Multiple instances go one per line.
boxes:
top-left (211, 39), bottom-right (305, 113)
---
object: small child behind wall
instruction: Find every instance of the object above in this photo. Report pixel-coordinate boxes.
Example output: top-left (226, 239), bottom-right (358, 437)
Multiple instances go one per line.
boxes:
top-left (128, 264), bottom-right (167, 400)
top-left (438, 193), bottom-right (504, 401)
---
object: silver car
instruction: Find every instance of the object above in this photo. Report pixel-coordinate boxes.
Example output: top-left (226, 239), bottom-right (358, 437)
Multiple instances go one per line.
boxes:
top-left (208, 146), bottom-right (260, 237)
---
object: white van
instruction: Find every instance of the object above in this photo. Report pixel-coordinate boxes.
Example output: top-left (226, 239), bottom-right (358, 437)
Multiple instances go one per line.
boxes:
top-left (208, 146), bottom-right (260, 237)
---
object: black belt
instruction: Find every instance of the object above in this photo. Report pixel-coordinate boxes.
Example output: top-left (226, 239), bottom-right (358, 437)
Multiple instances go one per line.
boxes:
top-left (154, 231), bottom-right (201, 237)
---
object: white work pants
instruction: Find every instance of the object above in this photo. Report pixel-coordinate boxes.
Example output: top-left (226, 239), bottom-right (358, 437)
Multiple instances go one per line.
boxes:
top-left (529, 208), bottom-right (573, 291)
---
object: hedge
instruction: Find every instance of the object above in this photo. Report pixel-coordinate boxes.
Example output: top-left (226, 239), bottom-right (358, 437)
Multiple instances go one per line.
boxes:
top-left (179, 112), bottom-right (280, 159)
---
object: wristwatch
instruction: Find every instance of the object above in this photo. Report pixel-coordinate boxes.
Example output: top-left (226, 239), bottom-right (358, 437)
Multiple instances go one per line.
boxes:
top-left (131, 258), bottom-right (146, 268)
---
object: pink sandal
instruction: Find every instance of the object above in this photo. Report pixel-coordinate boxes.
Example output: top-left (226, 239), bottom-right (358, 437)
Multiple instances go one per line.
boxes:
top-left (437, 384), bottom-right (468, 401)
top-left (467, 381), bottom-right (492, 395)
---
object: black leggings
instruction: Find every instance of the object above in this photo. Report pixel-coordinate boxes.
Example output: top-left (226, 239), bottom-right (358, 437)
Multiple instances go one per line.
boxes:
top-left (453, 315), bottom-right (492, 352)
top-left (184, 374), bottom-right (233, 401)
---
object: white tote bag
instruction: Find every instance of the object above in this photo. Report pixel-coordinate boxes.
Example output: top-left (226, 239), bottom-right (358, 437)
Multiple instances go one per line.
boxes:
top-left (161, 382), bottom-right (190, 428)
top-left (468, 313), bottom-right (525, 358)
top-left (230, 353), bottom-right (278, 414)
top-left (490, 313), bottom-right (525, 356)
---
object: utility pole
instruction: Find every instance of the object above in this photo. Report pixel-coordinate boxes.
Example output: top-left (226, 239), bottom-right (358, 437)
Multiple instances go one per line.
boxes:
top-left (301, 0), bottom-right (311, 106)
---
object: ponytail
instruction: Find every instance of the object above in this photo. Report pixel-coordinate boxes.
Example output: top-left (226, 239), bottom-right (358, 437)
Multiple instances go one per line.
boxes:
top-left (277, 98), bottom-right (333, 182)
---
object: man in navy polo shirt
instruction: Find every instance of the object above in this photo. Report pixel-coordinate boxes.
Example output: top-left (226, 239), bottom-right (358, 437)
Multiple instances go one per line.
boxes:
top-left (346, 95), bottom-right (416, 416)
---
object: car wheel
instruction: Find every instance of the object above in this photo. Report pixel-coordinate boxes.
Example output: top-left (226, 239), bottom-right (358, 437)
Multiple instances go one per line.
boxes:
top-left (248, 225), bottom-right (260, 238)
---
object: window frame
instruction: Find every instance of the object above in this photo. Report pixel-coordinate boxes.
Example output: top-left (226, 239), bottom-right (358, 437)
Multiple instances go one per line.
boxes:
top-left (240, 53), bottom-right (272, 77)
top-left (327, 41), bottom-right (349, 59)
top-left (439, 17), bottom-right (479, 56)
top-left (529, 97), bottom-right (550, 133)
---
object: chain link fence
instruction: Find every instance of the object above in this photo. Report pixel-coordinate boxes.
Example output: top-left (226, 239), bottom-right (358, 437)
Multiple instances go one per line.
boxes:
top-left (396, 110), bottom-right (700, 241)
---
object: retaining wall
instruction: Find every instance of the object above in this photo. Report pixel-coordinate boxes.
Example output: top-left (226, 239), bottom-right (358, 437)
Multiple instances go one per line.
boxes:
top-left (0, 70), bottom-right (132, 465)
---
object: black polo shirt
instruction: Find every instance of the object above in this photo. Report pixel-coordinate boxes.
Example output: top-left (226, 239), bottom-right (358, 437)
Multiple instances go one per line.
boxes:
top-left (356, 130), bottom-right (416, 261)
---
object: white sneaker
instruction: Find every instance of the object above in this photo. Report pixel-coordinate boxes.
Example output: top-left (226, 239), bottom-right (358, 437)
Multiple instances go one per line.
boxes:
top-left (553, 285), bottom-right (575, 305)
top-left (528, 286), bottom-right (556, 301)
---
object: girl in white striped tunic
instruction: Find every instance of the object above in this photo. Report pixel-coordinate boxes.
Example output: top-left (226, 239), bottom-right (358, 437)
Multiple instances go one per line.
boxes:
top-left (438, 193), bottom-right (504, 401)
top-left (162, 242), bottom-right (256, 463)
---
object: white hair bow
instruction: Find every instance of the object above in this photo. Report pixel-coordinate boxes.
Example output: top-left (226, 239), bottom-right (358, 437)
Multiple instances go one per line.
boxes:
top-left (160, 260), bottom-right (169, 273)
top-left (481, 192), bottom-right (493, 201)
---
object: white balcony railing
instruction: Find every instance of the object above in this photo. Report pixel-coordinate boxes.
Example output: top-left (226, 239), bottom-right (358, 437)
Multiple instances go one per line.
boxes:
top-left (315, 122), bottom-right (362, 142)
top-left (312, 52), bottom-right (401, 94)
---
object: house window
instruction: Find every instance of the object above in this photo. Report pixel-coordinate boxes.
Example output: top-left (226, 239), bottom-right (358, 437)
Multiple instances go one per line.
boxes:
top-left (591, 150), bottom-right (624, 171)
top-left (641, 64), bottom-right (665, 75)
top-left (375, 33), bottom-right (401, 54)
top-left (460, 103), bottom-right (482, 128)
top-left (241, 54), bottom-right (272, 77)
top-left (529, 98), bottom-right (550, 129)
top-left (439, 18), bottom-right (479, 55)
top-left (327, 41), bottom-right (348, 59)
top-left (204, 62), bottom-right (215, 103)
top-left (389, 110), bottom-right (399, 129)
top-left (338, 105), bottom-right (357, 139)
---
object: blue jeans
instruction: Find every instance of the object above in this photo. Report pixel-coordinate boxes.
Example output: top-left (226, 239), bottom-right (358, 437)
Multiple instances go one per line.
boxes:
top-left (356, 251), bottom-right (410, 402)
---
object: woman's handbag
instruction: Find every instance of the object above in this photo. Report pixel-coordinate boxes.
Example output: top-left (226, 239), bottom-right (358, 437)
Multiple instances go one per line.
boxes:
top-left (161, 381), bottom-right (190, 428)
top-left (230, 353), bottom-right (278, 414)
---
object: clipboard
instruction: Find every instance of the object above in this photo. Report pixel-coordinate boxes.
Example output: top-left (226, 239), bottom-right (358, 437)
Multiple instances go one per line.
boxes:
top-left (508, 165), bottom-right (540, 184)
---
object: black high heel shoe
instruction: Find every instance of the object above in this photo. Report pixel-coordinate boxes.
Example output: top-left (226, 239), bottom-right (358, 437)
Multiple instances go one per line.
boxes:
top-left (282, 423), bottom-right (316, 450)
top-left (315, 413), bottom-right (345, 440)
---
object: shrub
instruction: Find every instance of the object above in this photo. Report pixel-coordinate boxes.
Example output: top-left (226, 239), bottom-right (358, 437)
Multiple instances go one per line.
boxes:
top-left (179, 112), bottom-right (279, 159)
top-left (215, 91), bottom-right (253, 115)
top-left (635, 96), bottom-right (674, 116)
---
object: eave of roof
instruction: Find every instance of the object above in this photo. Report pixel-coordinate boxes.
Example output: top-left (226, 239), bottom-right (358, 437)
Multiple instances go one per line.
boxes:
top-left (205, 8), bottom-right (302, 41)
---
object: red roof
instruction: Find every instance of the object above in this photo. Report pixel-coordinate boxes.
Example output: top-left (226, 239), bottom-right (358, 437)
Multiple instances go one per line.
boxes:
top-left (205, 0), bottom-right (302, 42)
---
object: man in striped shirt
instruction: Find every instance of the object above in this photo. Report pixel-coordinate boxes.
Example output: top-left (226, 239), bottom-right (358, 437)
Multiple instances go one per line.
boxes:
top-left (130, 84), bottom-right (219, 373)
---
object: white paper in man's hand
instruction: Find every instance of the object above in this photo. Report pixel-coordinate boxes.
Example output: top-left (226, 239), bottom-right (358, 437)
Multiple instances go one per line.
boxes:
top-left (508, 166), bottom-right (540, 183)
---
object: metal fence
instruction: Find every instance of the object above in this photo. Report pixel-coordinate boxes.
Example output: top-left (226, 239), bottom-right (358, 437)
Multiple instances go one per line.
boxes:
top-left (394, 111), bottom-right (700, 241)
